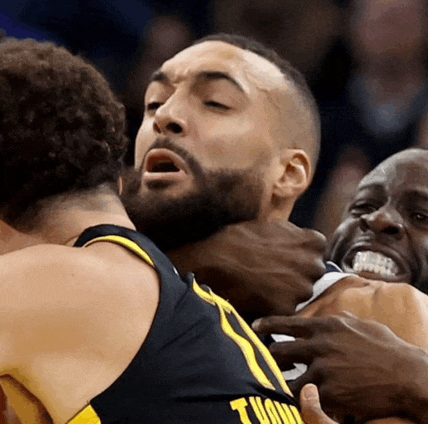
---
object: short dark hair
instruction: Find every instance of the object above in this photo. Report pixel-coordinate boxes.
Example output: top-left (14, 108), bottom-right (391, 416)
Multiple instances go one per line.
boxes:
top-left (0, 39), bottom-right (129, 228)
top-left (194, 33), bottom-right (321, 166)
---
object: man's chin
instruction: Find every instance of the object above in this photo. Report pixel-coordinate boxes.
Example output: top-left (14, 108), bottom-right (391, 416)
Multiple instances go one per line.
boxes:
top-left (122, 166), bottom-right (263, 251)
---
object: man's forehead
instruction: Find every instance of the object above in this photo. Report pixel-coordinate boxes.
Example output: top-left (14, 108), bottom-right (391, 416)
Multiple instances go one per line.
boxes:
top-left (359, 151), bottom-right (428, 189)
top-left (159, 41), bottom-right (286, 92)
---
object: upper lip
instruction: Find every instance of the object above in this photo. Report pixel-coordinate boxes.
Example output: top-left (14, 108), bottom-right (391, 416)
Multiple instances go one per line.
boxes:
top-left (143, 148), bottom-right (190, 174)
top-left (341, 239), bottom-right (410, 277)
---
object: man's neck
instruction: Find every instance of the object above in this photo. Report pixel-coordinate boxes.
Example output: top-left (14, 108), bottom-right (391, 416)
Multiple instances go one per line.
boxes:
top-left (0, 187), bottom-right (135, 252)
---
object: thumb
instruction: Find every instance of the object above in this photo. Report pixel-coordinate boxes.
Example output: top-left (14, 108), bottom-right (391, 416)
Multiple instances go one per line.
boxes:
top-left (300, 384), bottom-right (337, 424)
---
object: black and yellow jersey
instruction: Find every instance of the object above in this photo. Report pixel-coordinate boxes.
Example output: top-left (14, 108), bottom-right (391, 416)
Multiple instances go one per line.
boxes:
top-left (69, 224), bottom-right (303, 424)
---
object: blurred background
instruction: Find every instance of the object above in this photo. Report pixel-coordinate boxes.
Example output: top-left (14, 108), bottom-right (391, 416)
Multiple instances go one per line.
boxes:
top-left (2, 0), bottom-right (427, 240)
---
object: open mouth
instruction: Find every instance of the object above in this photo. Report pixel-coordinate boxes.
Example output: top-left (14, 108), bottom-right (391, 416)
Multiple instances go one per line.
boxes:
top-left (341, 248), bottom-right (409, 281)
top-left (147, 155), bottom-right (181, 173)
top-left (350, 251), bottom-right (399, 278)
top-left (144, 148), bottom-right (189, 174)
top-left (142, 148), bottom-right (192, 188)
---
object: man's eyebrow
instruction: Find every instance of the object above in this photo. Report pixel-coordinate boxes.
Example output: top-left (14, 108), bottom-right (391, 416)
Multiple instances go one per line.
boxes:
top-left (355, 182), bottom-right (383, 193)
top-left (147, 70), bottom-right (245, 93)
top-left (149, 70), bottom-right (169, 84)
top-left (196, 71), bottom-right (245, 93)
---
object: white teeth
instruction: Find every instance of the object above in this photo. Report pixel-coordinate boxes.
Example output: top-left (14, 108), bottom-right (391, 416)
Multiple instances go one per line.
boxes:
top-left (352, 251), bottom-right (399, 278)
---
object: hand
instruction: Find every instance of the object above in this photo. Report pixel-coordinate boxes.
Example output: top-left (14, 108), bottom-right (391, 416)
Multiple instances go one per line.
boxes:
top-left (253, 314), bottom-right (428, 422)
top-left (167, 220), bottom-right (326, 318)
top-left (300, 384), bottom-right (338, 424)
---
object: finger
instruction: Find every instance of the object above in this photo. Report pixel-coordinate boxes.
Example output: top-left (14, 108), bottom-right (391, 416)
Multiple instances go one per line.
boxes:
top-left (252, 315), bottom-right (317, 336)
top-left (300, 384), bottom-right (337, 424)
top-left (269, 341), bottom-right (315, 367)
top-left (305, 229), bottom-right (328, 252)
top-left (287, 368), bottom-right (316, 395)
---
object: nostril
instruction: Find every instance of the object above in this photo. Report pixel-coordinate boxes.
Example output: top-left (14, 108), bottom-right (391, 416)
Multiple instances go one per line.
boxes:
top-left (167, 123), bottom-right (182, 134)
top-left (384, 226), bottom-right (402, 236)
top-left (153, 122), bottom-right (161, 133)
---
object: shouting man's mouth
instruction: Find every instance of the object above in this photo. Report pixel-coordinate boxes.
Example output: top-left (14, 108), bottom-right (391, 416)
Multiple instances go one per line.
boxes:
top-left (142, 148), bottom-right (194, 188)
top-left (341, 247), bottom-right (411, 282)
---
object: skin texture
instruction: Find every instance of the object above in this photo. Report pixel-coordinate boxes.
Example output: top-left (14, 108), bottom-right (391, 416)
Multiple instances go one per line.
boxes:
top-left (0, 40), bottom-right (161, 424)
top-left (329, 149), bottom-right (428, 291)
top-left (300, 384), bottom-right (339, 424)
top-left (168, 220), bottom-right (326, 319)
top-left (0, 39), bottom-right (321, 424)
top-left (299, 385), bottom-right (415, 424)
top-left (298, 275), bottom-right (428, 350)
top-left (254, 314), bottom-right (428, 423)
top-left (254, 150), bottom-right (428, 423)
top-left (0, 197), bottom-right (160, 424)
top-left (122, 38), bottom-right (325, 317)
top-left (129, 40), bottom-right (312, 228)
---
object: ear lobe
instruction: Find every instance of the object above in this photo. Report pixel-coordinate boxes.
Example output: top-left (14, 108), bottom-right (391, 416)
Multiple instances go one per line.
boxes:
top-left (273, 149), bottom-right (311, 198)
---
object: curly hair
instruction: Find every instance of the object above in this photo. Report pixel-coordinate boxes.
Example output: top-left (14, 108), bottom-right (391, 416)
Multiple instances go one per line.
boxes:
top-left (0, 39), bottom-right (129, 228)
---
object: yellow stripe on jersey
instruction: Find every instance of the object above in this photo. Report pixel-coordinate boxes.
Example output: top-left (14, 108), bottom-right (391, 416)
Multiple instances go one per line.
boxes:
top-left (67, 405), bottom-right (101, 424)
top-left (82, 235), bottom-right (155, 267)
top-left (231, 308), bottom-right (292, 395)
top-left (216, 299), bottom-right (275, 390)
top-left (193, 280), bottom-right (292, 395)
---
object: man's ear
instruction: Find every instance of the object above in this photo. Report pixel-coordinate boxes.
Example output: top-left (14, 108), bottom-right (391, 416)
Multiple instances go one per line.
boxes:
top-left (273, 149), bottom-right (311, 199)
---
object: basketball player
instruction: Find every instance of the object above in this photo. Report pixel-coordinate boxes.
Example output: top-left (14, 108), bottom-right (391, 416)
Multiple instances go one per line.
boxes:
top-left (0, 36), bottom-right (331, 424)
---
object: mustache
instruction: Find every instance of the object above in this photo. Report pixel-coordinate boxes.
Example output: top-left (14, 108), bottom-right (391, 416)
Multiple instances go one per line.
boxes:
top-left (142, 137), bottom-right (204, 179)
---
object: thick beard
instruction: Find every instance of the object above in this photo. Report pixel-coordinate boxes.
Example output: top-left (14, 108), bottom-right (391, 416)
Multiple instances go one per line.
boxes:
top-left (121, 167), bottom-right (263, 252)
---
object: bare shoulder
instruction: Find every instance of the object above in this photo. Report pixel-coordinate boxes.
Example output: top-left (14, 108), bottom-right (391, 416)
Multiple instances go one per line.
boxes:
top-left (0, 242), bottom-right (158, 298)
top-left (0, 243), bottom-right (160, 369)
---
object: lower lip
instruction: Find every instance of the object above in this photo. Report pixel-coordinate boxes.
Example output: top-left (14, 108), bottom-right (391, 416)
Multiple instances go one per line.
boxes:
top-left (341, 261), bottom-right (410, 283)
top-left (143, 170), bottom-right (189, 185)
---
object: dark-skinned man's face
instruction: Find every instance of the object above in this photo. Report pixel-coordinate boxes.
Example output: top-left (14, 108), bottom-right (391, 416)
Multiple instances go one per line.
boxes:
top-left (329, 149), bottom-right (428, 293)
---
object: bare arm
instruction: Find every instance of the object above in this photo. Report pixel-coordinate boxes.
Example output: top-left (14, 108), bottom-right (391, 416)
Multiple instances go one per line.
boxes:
top-left (0, 243), bottom-right (159, 422)
top-left (298, 276), bottom-right (428, 350)
top-left (168, 220), bottom-right (326, 318)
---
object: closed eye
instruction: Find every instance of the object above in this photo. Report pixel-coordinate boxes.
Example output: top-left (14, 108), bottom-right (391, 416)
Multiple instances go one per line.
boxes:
top-left (204, 101), bottom-right (230, 110)
top-left (348, 202), bottom-right (377, 217)
top-left (146, 102), bottom-right (163, 111)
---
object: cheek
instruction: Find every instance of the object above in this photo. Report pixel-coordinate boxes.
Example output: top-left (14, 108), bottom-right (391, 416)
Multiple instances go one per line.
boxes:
top-left (200, 122), bottom-right (272, 169)
top-left (329, 220), bottom-right (359, 255)
top-left (413, 235), bottom-right (428, 262)
top-left (134, 121), bottom-right (155, 168)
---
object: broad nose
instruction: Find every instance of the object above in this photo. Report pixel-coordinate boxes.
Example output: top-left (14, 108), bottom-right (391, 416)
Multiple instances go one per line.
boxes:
top-left (153, 95), bottom-right (188, 137)
top-left (359, 204), bottom-right (404, 239)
